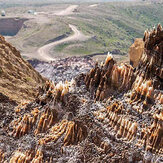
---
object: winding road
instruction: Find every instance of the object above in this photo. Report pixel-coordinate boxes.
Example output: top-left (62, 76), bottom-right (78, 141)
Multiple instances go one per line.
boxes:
top-left (22, 5), bottom-right (89, 61)
top-left (37, 24), bottom-right (89, 61)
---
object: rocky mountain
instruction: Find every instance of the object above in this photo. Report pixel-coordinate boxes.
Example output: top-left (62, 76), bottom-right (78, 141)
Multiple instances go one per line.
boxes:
top-left (0, 24), bottom-right (162, 162)
top-left (0, 35), bottom-right (45, 103)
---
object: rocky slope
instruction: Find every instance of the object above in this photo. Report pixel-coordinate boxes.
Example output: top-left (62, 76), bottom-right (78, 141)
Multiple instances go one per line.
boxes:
top-left (0, 24), bottom-right (162, 162)
top-left (0, 35), bottom-right (45, 103)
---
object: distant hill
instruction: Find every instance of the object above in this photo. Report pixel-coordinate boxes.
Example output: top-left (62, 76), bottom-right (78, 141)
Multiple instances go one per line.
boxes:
top-left (0, 0), bottom-right (135, 7)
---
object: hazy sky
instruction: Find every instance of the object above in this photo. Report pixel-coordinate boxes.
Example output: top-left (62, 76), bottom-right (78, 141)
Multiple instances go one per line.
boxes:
top-left (0, 0), bottom-right (137, 9)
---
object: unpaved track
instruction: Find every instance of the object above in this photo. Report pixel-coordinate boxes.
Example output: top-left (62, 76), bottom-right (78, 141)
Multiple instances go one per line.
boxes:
top-left (54, 5), bottom-right (78, 16)
top-left (22, 5), bottom-right (90, 61)
top-left (37, 24), bottom-right (89, 61)
top-left (37, 5), bottom-right (78, 16)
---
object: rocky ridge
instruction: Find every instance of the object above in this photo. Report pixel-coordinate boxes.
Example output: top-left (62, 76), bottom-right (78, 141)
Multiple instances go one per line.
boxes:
top-left (0, 35), bottom-right (45, 103)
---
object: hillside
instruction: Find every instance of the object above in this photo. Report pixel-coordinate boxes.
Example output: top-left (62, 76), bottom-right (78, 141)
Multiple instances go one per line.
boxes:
top-left (1, 1), bottom-right (162, 62)
top-left (0, 35), bottom-right (45, 103)
top-left (0, 24), bottom-right (162, 162)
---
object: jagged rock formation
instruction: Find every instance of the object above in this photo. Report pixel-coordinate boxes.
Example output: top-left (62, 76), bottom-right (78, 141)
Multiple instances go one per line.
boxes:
top-left (85, 24), bottom-right (163, 104)
top-left (84, 24), bottom-right (163, 157)
top-left (131, 24), bottom-right (163, 107)
top-left (9, 80), bottom-right (75, 138)
top-left (85, 53), bottom-right (134, 101)
top-left (94, 101), bottom-right (163, 154)
top-left (0, 25), bottom-right (162, 162)
top-left (129, 38), bottom-right (144, 67)
top-left (0, 35), bottom-right (45, 103)
top-left (39, 119), bottom-right (87, 146)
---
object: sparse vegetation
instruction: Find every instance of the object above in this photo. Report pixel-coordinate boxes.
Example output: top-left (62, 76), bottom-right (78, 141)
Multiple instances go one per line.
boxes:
top-left (63, 2), bottom-right (163, 57)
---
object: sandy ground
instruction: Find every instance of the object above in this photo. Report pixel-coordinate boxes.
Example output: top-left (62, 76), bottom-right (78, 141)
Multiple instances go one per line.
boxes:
top-left (19, 5), bottom-right (79, 25)
top-left (37, 24), bottom-right (89, 61)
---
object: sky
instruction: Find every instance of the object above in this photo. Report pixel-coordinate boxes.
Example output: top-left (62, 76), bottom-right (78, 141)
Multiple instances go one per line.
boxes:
top-left (0, 0), bottom-right (136, 3)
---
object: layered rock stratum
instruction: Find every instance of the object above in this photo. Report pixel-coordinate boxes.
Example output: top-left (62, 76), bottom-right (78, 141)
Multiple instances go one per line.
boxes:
top-left (0, 24), bottom-right (162, 162)
top-left (0, 35), bottom-right (45, 103)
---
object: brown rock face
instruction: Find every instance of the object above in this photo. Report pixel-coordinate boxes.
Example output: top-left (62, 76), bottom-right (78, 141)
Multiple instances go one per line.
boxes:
top-left (129, 38), bottom-right (144, 68)
top-left (0, 35), bottom-right (45, 103)
top-left (131, 24), bottom-right (163, 106)
top-left (85, 53), bottom-right (135, 101)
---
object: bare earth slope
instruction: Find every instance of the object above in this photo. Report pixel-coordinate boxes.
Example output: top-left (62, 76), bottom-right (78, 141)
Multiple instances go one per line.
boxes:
top-left (0, 35), bottom-right (45, 103)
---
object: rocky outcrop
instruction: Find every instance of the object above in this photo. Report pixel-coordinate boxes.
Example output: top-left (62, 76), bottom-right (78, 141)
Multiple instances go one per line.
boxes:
top-left (129, 38), bottom-right (144, 68)
top-left (0, 35), bottom-right (45, 103)
top-left (84, 24), bottom-right (163, 159)
top-left (85, 53), bottom-right (134, 101)
top-left (9, 150), bottom-right (44, 163)
top-left (85, 24), bottom-right (163, 104)
top-left (131, 24), bottom-right (163, 107)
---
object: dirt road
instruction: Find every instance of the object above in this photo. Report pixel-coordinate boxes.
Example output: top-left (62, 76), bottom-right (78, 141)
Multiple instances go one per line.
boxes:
top-left (37, 24), bottom-right (89, 61)
top-left (37, 5), bottom-right (78, 17)
top-left (54, 5), bottom-right (78, 16)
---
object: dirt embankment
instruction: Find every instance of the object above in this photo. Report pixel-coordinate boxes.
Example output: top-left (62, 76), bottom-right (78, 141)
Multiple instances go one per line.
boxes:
top-left (0, 35), bottom-right (45, 103)
top-left (0, 18), bottom-right (27, 36)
